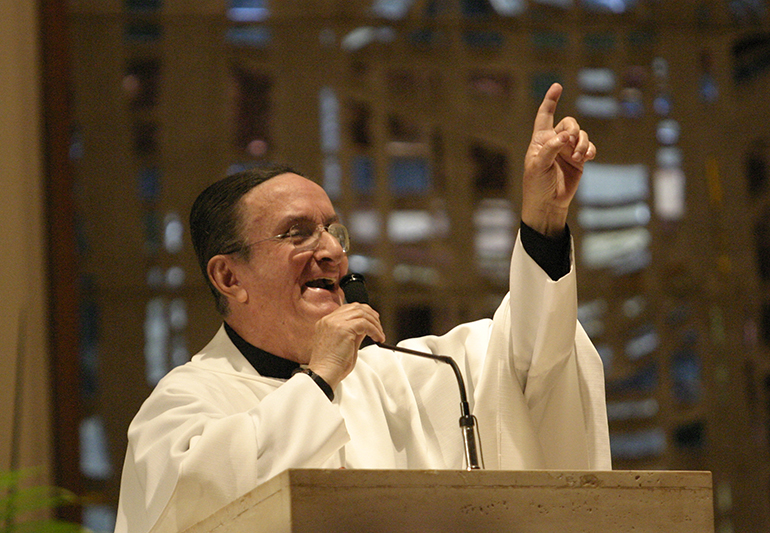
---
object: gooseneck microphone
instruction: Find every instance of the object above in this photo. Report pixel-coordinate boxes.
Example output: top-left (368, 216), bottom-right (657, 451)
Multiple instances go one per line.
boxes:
top-left (340, 273), bottom-right (483, 470)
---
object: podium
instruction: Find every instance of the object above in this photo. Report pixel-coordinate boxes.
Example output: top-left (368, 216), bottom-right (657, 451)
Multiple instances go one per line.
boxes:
top-left (183, 469), bottom-right (713, 533)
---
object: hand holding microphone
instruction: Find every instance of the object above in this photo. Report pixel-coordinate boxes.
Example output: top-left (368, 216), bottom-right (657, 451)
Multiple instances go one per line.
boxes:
top-left (306, 281), bottom-right (385, 390)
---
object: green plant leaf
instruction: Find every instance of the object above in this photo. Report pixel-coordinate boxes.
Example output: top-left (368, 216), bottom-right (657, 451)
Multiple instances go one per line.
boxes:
top-left (0, 469), bottom-right (40, 491)
top-left (1, 470), bottom-right (82, 533)
top-left (8, 518), bottom-right (85, 533)
top-left (2, 486), bottom-right (78, 517)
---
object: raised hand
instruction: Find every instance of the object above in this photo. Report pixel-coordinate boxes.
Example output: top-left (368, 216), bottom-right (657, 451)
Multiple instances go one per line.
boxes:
top-left (522, 83), bottom-right (596, 238)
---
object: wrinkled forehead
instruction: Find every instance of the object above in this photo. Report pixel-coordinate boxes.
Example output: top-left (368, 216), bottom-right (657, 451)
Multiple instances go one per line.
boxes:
top-left (239, 173), bottom-right (337, 232)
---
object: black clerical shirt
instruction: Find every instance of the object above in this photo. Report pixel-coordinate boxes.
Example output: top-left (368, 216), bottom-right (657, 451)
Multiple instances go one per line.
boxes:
top-left (224, 322), bottom-right (299, 379)
top-left (519, 221), bottom-right (572, 281)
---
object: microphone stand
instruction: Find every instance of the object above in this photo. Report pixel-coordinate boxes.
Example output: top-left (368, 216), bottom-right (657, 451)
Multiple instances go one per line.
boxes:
top-left (340, 273), bottom-right (482, 470)
top-left (373, 341), bottom-right (483, 471)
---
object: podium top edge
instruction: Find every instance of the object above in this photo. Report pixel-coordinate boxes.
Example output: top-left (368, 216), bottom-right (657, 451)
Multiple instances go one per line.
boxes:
top-left (275, 468), bottom-right (712, 490)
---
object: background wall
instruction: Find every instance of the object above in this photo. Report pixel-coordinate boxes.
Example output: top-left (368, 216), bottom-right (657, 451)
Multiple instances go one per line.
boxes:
top-left (0, 0), bottom-right (52, 480)
top-left (5, 1), bottom-right (770, 532)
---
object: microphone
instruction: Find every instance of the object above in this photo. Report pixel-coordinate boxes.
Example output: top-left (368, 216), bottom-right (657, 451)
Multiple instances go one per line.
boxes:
top-left (340, 273), bottom-right (482, 470)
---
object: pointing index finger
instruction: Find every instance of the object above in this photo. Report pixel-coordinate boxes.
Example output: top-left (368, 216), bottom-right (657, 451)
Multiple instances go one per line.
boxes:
top-left (533, 83), bottom-right (563, 135)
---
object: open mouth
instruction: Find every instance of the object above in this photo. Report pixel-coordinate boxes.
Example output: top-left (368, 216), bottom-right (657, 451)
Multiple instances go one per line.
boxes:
top-left (304, 277), bottom-right (337, 291)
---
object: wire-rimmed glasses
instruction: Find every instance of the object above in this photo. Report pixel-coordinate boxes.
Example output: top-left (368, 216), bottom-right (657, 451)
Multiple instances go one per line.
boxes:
top-left (223, 221), bottom-right (350, 255)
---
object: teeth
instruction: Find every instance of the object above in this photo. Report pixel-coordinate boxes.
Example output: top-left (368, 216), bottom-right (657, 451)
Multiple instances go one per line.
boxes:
top-left (306, 278), bottom-right (335, 289)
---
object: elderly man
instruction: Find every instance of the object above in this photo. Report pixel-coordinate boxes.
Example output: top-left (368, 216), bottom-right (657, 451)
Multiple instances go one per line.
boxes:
top-left (115, 83), bottom-right (610, 533)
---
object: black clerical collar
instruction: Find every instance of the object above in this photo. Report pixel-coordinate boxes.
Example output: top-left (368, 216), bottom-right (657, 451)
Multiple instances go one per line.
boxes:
top-left (223, 322), bottom-right (299, 379)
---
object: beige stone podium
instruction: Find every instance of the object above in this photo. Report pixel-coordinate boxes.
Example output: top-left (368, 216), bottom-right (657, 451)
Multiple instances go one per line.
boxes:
top-left (184, 469), bottom-right (713, 533)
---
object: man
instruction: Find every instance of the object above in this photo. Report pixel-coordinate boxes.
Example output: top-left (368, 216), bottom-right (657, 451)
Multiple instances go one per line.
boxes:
top-left (115, 83), bottom-right (610, 533)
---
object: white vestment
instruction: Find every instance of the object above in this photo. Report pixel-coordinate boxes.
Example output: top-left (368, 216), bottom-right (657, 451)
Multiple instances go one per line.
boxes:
top-left (115, 233), bottom-right (611, 533)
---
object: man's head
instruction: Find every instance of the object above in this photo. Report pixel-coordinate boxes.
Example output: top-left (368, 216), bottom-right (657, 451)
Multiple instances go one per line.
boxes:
top-left (190, 164), bottom-right (296, 315)
top-left (190, 166), bottom-right (350, 360)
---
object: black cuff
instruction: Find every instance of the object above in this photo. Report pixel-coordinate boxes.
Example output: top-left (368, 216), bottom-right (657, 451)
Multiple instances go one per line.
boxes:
top-left (293, 367), bottom-right (334, 401)
top-left (519, 221), bottom-right (572, 281)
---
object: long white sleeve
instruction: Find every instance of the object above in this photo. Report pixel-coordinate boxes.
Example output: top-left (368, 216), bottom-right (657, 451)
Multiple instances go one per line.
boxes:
top-left (474, 231), bottom-right (611, 470)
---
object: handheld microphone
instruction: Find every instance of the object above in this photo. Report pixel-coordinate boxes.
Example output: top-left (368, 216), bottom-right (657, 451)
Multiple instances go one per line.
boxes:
top-left (340, 273), bottom-right (483, 470)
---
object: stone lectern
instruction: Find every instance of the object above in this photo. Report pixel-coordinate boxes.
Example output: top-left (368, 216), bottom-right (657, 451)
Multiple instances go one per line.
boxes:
top-left (183, 469), bottom-right (713, 533)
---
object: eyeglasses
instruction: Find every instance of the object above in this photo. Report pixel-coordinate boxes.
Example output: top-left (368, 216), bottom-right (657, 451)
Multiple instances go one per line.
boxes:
top-left (226, 221), bottom-right (350, 255)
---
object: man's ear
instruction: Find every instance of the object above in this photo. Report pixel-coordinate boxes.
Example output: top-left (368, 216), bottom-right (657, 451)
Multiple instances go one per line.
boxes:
top-left (207, 255), bottom-right (248, 304)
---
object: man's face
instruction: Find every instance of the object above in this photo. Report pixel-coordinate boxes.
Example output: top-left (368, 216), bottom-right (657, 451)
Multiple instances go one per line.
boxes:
top-left (228, 173), bottom-right (349, 360)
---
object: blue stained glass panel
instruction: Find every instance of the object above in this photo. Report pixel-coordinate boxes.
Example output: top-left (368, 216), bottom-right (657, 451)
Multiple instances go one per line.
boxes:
top-left (373, 0), bottom-right (415, 20)
top-left (488, 0), bottom-right (526, 16)
top-left (163, 212), bottom-right (184, 254)
top-left (138, 167), bottom-right (161, 203)
top-left (83, 504), bottom-right (116, 533)
top-left (80, 416), bottom-right (113, 480)
top-left (352, 155), bottom-right (375, 194)
top-left (620, 88), bottom-right (644, 118)
top-left (70, 126), bottom-right (84, 160)
top-left (228, 0), bottom-right (270, 22)
top-left (729, 0), bottom-right (767, 21)
top-left (610, 428), bottom-right (666, 460)
top-left (625, 325), bottom-right (659, 360)
top-left (324, 155), bottom-right (342, 200)
top-left (699, 74), bottom-right (718, 102)
top-left (79, 275), bottom-right (99, 398)
top-left (319, 86), bottom-right (340, 154)
top-left (606, 398), bottom-right (658, 422)
top-left (226, 26), bottom-right (272, 48)
top-left (390, 157), bottom-right (431, 196)
top-left (606, 361), bottom-right (658, 394)
top-left (143, 211), bottom-right (162, 255)
top-left (672, 349), bottom-right (702, 404)
top-left (144, 298), bottom-right (169, 386)
top-left (227, 162), bottom-right (258, 176)
top-left (581, 0), bottom-right (637, 13)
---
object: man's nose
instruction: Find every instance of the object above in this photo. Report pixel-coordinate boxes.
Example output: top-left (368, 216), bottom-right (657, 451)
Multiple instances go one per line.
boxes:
top-left (315, 229), bottom-right (345, 262)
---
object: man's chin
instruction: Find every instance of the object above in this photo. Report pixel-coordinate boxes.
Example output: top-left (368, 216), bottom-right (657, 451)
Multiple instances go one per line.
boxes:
top-left (301, 288), bottom-right (343, 313)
